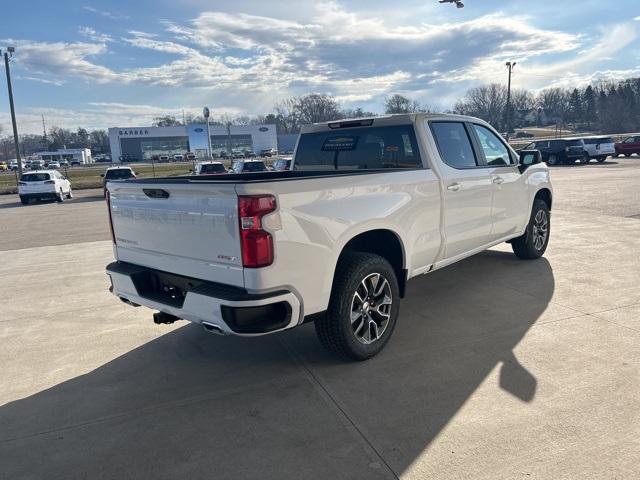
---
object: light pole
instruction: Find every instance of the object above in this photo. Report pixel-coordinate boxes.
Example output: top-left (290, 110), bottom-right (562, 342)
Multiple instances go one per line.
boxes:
top-left (2, 46), bottom-right (23, 177)
top-left (203, 106), bottom-right (212, 159)
top-left (505, 61), bottom-right (516, 142)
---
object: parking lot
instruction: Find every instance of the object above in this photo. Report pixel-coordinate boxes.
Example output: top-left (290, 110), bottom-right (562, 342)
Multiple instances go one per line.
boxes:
top-left (1, 159), bottom-right (639, 479)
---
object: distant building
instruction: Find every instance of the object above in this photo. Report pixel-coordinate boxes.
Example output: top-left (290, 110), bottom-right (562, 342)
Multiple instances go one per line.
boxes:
top-left (108, 124), bottom-right (278, 162)
top-left (35, 148), bottom-right (93, 164)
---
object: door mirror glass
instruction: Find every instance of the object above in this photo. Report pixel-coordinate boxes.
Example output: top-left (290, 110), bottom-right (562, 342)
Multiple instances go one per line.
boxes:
top-left (519, 150), bottom-right (542, 171)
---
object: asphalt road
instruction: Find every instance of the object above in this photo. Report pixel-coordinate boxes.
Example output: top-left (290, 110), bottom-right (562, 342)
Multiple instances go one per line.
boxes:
top-left (1, 159), bottom-right (639, 479)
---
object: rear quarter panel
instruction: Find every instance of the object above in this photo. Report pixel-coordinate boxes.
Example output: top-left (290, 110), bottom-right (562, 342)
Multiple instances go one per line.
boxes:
top-left (237, 170), bottom-right (442, 316)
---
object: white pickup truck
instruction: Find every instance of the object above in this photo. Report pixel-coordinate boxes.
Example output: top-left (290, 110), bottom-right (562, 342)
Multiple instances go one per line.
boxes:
top-left (106, 113), bottom-right (552, 360)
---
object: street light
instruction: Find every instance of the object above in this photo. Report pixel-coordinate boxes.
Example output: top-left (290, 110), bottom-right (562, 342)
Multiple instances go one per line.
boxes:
top-left (505, 61), bottom-right (516, 142)
top-left (1, 46), bottom-right (23, 177)
top-left (203, 106), bottom-right (212, 159)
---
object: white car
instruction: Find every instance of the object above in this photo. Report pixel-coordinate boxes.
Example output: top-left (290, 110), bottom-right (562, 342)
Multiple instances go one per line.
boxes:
top-left (106, 113), bottom-right (552, 360)
top-left (8, 160), bottom-right (25, 171)
top-left (46, 161), bottom-right (61, 169)
top-left (30, 160), bottom-right (45, 170)
top-left (19, 170), bottom-right (73, 205)
top-left (173, 154), bottom-right (184, 161)
top-left (579, 136), bottom-right (616, 163)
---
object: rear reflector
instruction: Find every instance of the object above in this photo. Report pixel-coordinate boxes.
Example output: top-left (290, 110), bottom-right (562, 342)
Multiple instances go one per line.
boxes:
top-left (238, 195), bottom-right (276, 268)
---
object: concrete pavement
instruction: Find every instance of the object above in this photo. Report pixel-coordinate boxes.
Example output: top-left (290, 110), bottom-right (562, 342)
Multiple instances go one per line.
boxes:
top-left (1, 160), bottom-right (639, 479)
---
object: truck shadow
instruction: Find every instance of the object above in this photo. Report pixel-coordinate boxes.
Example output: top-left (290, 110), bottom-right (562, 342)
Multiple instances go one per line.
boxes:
top-left (0, 249), bottom-right (553, 479)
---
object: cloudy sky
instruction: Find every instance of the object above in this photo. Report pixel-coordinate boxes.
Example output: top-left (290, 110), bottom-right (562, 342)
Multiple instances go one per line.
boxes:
top-left (1, 0), bottom-right (639, 133)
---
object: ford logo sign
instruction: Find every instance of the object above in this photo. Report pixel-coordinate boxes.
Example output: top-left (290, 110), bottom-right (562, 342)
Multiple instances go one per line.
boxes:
top-left (259, 127), bottom-right (269, 132)
top-left (194, 128), bottom-right (204, 133)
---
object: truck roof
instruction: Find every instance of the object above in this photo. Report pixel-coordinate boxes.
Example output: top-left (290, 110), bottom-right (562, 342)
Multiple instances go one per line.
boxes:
top-left (301, 112), bottom-right (488, 134)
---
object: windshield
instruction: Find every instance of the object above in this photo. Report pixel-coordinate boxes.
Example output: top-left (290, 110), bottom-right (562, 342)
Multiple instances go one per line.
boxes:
top-left (199, 163), bottom-right (226, 174)
top-left (294, 124), bottom-right (422, 171)
top-left (273, 160), bottom-right (291, 170)
top-left (21, 173), bottom-right (50, 182)
top-left (105, 169), bottom-right (134, 179)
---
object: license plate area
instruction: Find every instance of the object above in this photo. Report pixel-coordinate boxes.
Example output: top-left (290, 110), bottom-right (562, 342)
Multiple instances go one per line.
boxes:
top-left (130, 270), bottom-right (198, 307)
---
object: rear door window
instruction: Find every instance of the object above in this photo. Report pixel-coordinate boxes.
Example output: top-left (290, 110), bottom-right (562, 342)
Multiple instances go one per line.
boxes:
top-left (430, 122), bottom-right (478, 168)
top-left (294, 124), bottom-right (423, 171)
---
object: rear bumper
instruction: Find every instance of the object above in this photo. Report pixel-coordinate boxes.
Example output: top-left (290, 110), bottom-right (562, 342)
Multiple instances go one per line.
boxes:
top-left (19, 191), bottom-right (57, 200)
top-left (106, 261), bottom-right (302, 336)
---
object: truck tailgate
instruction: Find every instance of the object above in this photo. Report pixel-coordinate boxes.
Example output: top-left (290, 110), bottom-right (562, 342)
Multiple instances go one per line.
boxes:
top-left (108, 181), bottom-right (244, 287)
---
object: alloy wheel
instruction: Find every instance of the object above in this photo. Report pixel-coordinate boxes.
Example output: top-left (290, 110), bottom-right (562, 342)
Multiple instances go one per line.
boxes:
top-left (532, 209), bottom-right (548, 251)
top-left (350, 273), bottom-right (393, 345)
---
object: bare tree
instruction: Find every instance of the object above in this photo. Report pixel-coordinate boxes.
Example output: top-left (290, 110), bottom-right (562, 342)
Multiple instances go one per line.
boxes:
top-left (454, 84), bottom-right (507, 129)
top-left (384, 94), bottom-right (423, 114)
top-left (294, 94), bottom-right (342, 125)
top-left (152, 115), bottom-right (182, 127)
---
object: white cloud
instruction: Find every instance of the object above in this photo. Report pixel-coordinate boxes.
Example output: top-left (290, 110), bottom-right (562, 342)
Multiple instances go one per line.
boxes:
top-left (82, 6), bottom-right (129, 21)
top-left (18, 76), bottom-right (65, 86)
top-left (79, 26), bottom-right (113, 43)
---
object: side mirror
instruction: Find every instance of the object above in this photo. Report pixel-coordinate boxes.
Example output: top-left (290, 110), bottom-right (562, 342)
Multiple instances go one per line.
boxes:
top-left (519, 149), bottom-right (542, 173)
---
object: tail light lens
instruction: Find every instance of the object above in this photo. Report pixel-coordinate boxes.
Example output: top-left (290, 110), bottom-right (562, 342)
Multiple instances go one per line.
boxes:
top-left (238, 195), bottom-right (276, 268)
top-left (106, 190), bottom-right (116, 244)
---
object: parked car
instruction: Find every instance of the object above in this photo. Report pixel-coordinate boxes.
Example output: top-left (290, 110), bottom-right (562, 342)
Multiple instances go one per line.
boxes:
top-left (260, 148), bottom-right (277, 157)
top-left (173, 154), bottom-right (184, 161)
top-left (8, 160), bottom-right (25, 171)
top-left (614, 135), bottom-right (640, 157)
top-left (59, 159), bottom-right (70, 167)
top-left (30, 160), bottom-right (45, 170)
top-left (19, 170), bottom-right (72, 204)
top-left (158, 155), bottom-right (170, 163)
top-left (105, 113), bottom-right (552, 360)
top-left (185, 153), bottom-right (196, 161)
top-left (514, 131), bottom-right (535, 139)
top-left (46, 161), bottom-right (61, 169)
top-left (71, 160), bottom-right (82, 166)
top-left (577, 136), bottom-right (615, 162)
top-left (522, 139), bottom-right (584, 165)
top-left (0, 162), bottom-right (7, 171)
top-left (192, 161), bottom-right (227, 175)
top-left (119, 154), bottom-right (138, 162)
top-left (271, 159), bottom-right (292, 171)
top-left (101, 167), bottom-right (137, 196)
top-left (230, 159), bottom-right (268, 173)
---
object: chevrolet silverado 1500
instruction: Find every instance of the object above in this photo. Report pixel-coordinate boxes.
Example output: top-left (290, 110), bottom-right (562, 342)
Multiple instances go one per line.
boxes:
top-left (105, 113), bottom-right (552, 360)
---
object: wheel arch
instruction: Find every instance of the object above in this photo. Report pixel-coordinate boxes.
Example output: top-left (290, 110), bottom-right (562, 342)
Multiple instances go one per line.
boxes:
top-left (333, 229), bottom-right (407, 298)
top-left (534, 187), bottom-right (552, 210)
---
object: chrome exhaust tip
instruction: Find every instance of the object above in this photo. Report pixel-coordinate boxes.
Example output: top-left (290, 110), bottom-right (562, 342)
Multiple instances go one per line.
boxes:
top-left (202, 321), bottom-right (226, 335)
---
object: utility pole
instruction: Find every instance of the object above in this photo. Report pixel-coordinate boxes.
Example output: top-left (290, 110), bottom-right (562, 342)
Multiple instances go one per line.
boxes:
top-left (505, 61), bottom-right (516, 142)
top-left (41, 114), bottom-right (48, 148)
top-left (2, 47), bottom-right (22, 177)
top-left (203, 107), bottom-right (212, 159)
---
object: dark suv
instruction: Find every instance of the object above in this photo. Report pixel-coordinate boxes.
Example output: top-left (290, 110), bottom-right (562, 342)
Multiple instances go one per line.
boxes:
top-left (523, 139), bottom-right (584, 165)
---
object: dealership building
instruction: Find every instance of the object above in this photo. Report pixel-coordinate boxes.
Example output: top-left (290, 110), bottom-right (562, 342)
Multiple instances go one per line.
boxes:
top-left (108, 124), bottom-right (278, 162)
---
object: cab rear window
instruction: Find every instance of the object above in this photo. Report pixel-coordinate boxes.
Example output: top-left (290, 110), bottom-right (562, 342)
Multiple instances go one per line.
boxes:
top-left (199, 163), bottom-right (226, 174)
top-left (294, 125), bottom-right (423, 171)
top-left (105, 169), bottom-right (134, 179)
top-left (21, 173), bottom-right (50, 182)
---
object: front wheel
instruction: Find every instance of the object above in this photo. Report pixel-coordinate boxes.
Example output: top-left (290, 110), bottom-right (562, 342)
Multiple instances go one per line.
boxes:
top-left (315, 252), bottom-right (400, 360)
top-left (596, 156), bottom-right (606, 163)
top-left (582, 153), bottom-right (590, 164)
top-left (56, 188), bottom-right (65, 202)
top-left (20, 195), bottom-right (29, 205)
top-left (512, 199), bottom-right (550, 260)
top-left (547, 155), bottom-right (559, 166)
top-left (66, 187), bottom-right (73, 199)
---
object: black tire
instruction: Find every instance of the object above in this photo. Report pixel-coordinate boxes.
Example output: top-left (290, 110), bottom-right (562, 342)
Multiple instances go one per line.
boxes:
top-left (613, 153), bottom-right (619, 158)
top-left (624, 153), bottom-right (631, 157)
top-left (596, 156), bottom-right (606, 163)
top-left (66, 187), bottom-right (73, 199)
top-left (315, 252), bottom-right (400, 361)
top-left (512, 199), bottom-right (550, 260)
top-left (20, 195), bottom-right (29, 205)
top-left (582, 153), bottom-right (590, 164)
top-left (56, 188), bottom-right (65, 203)
top-left (547, 154), bottom-right (559, 166)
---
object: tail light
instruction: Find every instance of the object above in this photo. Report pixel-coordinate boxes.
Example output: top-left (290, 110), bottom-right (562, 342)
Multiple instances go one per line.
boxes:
top-left (238, 195), bottom-right (276, 268)
top-left (106, 190), bottom-right (116, 244)
top-left (45, 180), bottom-right (55, 184)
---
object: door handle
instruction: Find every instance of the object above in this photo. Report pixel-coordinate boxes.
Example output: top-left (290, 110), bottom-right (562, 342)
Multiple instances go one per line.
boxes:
top-left (447, 182), bottom-right (461, 192)
top-left (493, 176), bottom-right (504, 185)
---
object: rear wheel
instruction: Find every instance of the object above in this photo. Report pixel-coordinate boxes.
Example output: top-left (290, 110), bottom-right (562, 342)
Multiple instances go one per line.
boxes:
top-left (596, 156), bottom-right (606, 163)
top-left (66, 187), bottom-right (73, 199)
top-left (19, 195), bottom-right (29, 205)
top-left (512, 199), bottom-right (550, 260)
top-left (56, 188), bottom-right (65, 202)
top-left (547, 155), bottom-right (559, 166)
top-left (315, 252), bottom-right (400, 360)
top-left (582, 153), bottom-right (590, 164)
top-left (625, 153), bottom-right (631, 157)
